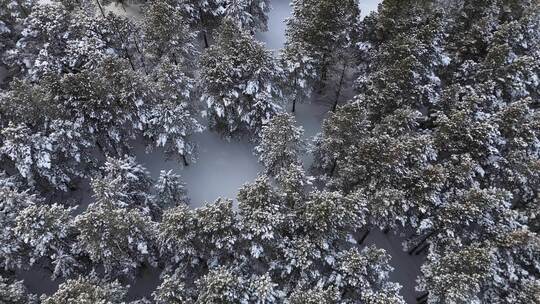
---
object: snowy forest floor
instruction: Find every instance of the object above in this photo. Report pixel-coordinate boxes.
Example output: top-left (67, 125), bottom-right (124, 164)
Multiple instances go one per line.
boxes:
top-left (14, 0), bottom-right (426, 303)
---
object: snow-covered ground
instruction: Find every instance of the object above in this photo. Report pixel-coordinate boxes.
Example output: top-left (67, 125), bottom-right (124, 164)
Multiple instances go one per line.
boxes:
top-left (364, 230), bottom-right (425, 303)
top-left (132, 132), bottom-right (262, 208)
top-left (255, 0), bottom-right (291, 50)
top-left (360, 0), bottom-right (383, 18)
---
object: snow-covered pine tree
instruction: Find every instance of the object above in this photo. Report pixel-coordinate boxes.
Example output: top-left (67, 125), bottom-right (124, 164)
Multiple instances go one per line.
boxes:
top-left (140, 2), bottom-right (202, 163)
top-left (439, 0), bottom-right (540, 218)
top-left (152, 174), bottom-right (405, 301)
top-left (144, 61), bottom-right (203, 166)
top-left (283, 0), bottom-right (360, 106)
top-left (279, 40), bottom-right (318, 113)
top-left (295, 191), bottom-right (366, 250)
top-left (287, 285), bottom-right (337, 304)
top-left (417, 243), bottom-right (494, 304)
top-left (318, 1), bottom-right (540, 302)
top-left (0, 79), bottom-right (92, 193)
top-left (330, 247), bottom-right (405, 303)
top-left (40, 276), bottom-right (128, 304)
top-left (355, 1), bottom-right (446, 120)
top-left (174, 0), bottom-right (227, 48)
top-left (154, 170), bottom-right (188, 209)
top-left (254, 113), bottom-right (305, 177)
top-left (270, 190), bottom-right (367, 285)
top-left (313, 106), bottom-right (437, 233)
top-left (485, 230), bottom-right (540, 303)
top-left (195, 266), bottom-right (246, 303)
top-left (309, 1), bottom-right (447, 233)
top-left (418, 230), bottom-right (540, 303)
top-left (223, 0), bottom-right (271, 33)
top-left (414, 187), bottom-right (516, 250)
top-left (14, 203), bottom-right (78, 279)
top-left (91, 156), bottom-right (156, 216)
top-left (156, 204), bottom-right (197, 270)
top-left (0, 0), bottom-right (37, 83)
top-left (311, 103), bottom-right (371, 183)
top-left (200, 18), bottom-right (282, 137)
top-left (152, 272), bottom-right (192, 304)
top-left (74, 202), bottom-right (157, 278)
top-left (0, 123), bottom-right (68, 191)
top-left (8, 2), bottom-right (113, 80)
top-left (275, 163), bottom-right (310, 207)
top-left (140, 0), bottom-right (197, 67)
top-left (0, 176), bottom-right (40, 271)
top-left (44, 57), bottom-right (146, 156)
top-left (411, 2), bottom-right (539, 299)
top-left (246, 272), bottom-right (282, 303)
top-left (157, 199), bottom-right (237, 274)
top-left (237, 176), bottom-right (286, 264)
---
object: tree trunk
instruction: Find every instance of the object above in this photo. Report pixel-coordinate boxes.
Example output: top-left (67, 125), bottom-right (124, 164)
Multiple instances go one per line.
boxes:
top-left (320, 53), bottom-right (328, 82)
top-left (329, 159), bottom-right (337, 176)
top-left (292, 71), bottom-right (299, 113)
top-left (358, 229), bottom-right (370, 245)
top-left (332, 63), bottom-right (347, 112)
top-left (408, 231), bottom-right (435, 255)
top-left (125, 53), bottom-right (136, 71)
top-left (415, 243), bottom-right (430, 255)
top-left (203, 32), bottom-right (209, 48)
top-left (199, 8), bottom-right (210, 48)
top-left (416, 293), bottom-right (428, 303)
top-left (95, 0), bottom-right (107, 18)
top-left (182, 154), bottom-right (189, 167)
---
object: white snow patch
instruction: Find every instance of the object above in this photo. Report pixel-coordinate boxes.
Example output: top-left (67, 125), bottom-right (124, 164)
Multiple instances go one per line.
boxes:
top-left (255, 0), bottom-right (292, 51)
top-left (359, 0), bottom-right (383, 18)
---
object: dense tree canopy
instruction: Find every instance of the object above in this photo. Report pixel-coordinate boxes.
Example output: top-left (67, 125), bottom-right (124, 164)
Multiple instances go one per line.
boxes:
top-left (0, 0), bottom-right (537, 303)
